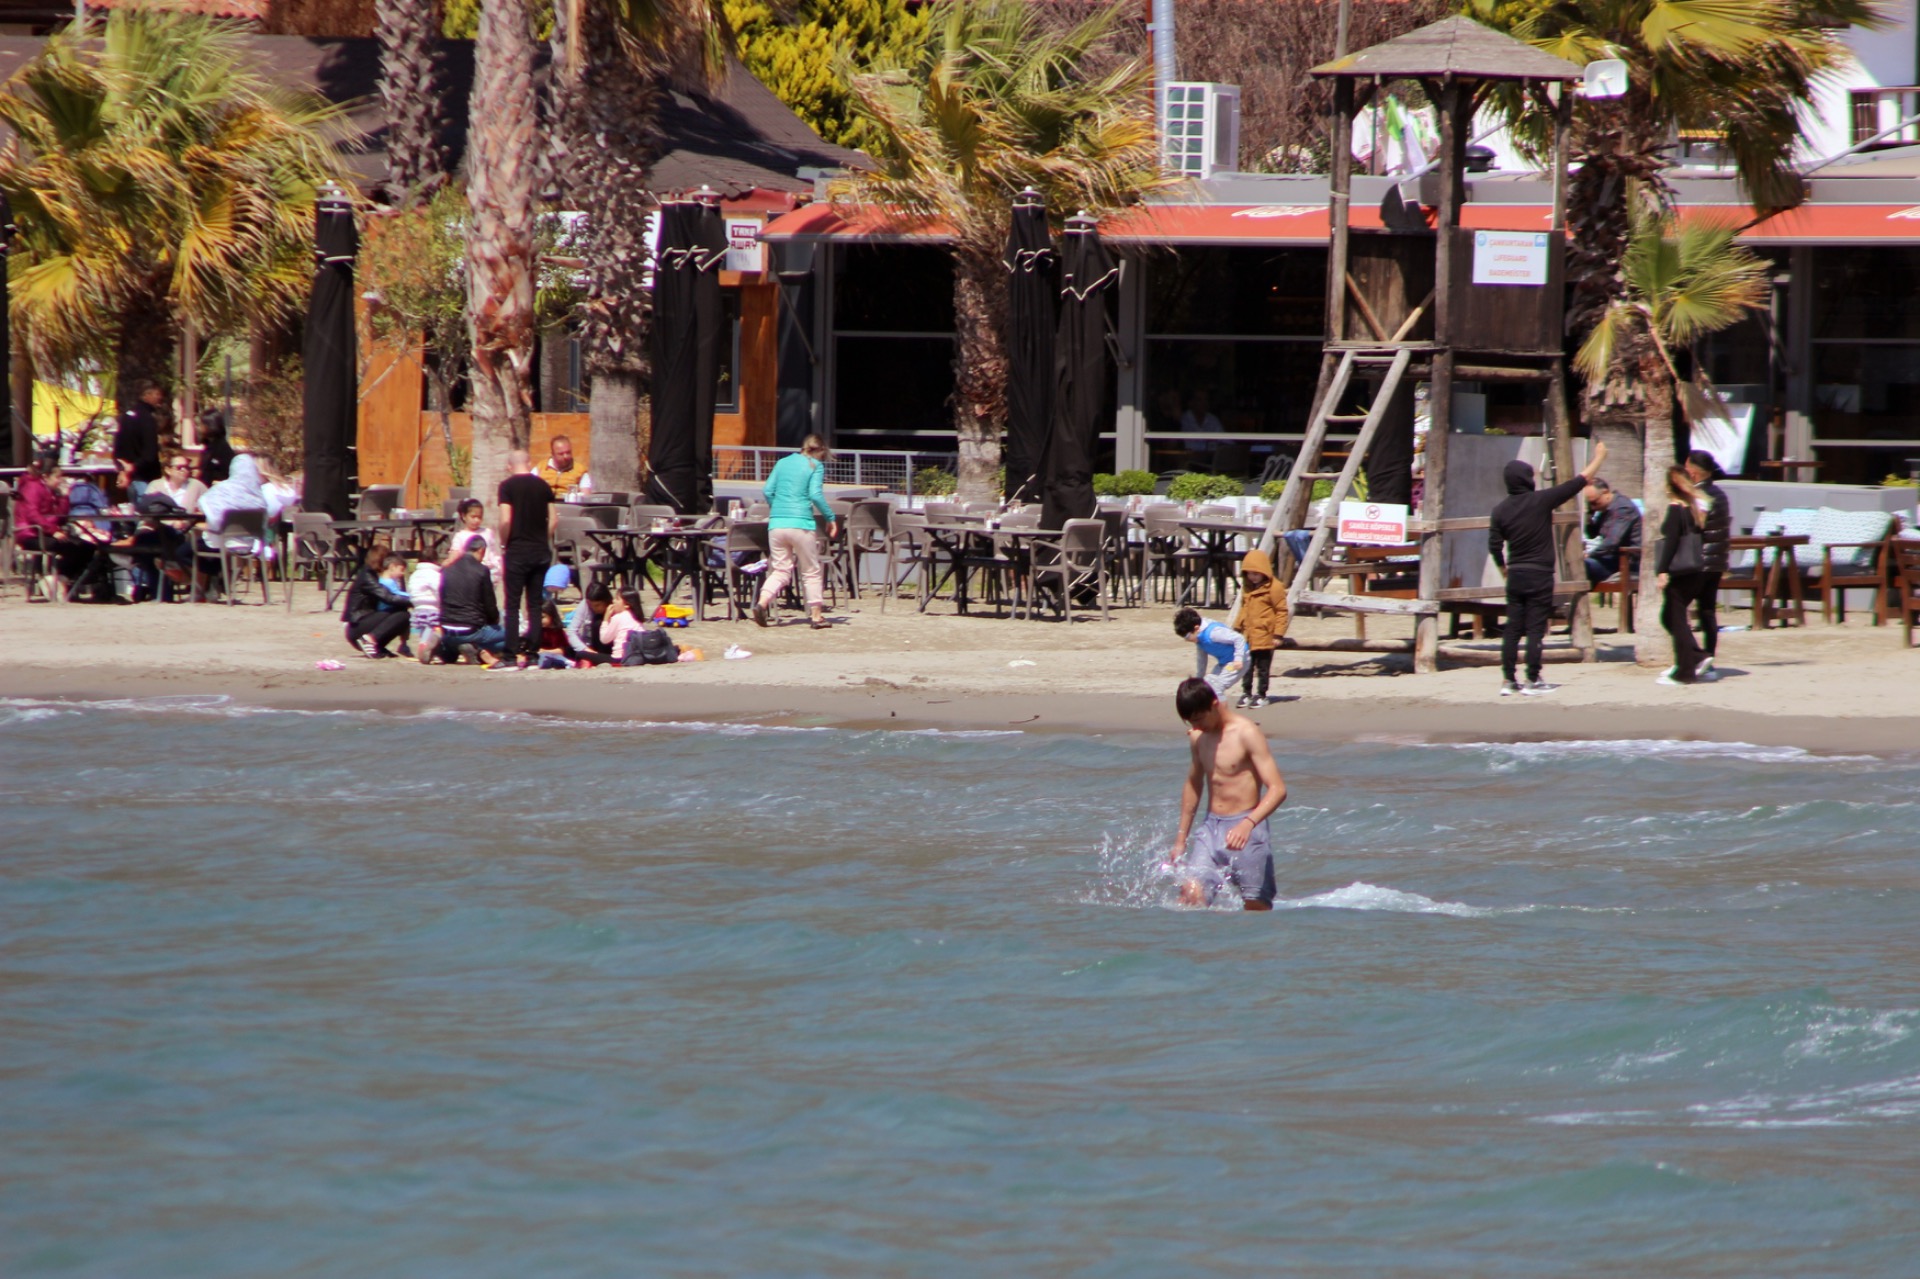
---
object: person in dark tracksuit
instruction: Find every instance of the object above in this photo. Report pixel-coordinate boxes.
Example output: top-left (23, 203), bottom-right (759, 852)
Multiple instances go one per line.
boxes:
top-left (1683, 449), bottom-right (1731, 672)
top-left (1655, 466), bottom-right (1714, 686)
top-left (1488, 442), bottom-right (1609, 696)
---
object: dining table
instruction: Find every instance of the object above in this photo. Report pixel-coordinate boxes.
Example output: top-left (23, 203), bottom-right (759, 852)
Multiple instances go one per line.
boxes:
top-left (330, 515), bottom-right (454, 560)
top-left (58, 509), bottom-right (204, 603)
top-left (1728, 532), bottom-right (1810, 628)
top-left (1174, 515), bottom-right (1270, 609)
top-left (917, 520), bottom-right (1041, 617)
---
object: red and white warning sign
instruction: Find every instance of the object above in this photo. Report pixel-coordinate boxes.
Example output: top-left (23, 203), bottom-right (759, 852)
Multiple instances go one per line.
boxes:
top-left (1336, 501), bottom-right (1410, 546)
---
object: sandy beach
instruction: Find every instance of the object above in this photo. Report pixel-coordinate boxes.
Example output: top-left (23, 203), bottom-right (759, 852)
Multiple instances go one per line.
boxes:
top-left (3, 582), bottom-right (1914, 751)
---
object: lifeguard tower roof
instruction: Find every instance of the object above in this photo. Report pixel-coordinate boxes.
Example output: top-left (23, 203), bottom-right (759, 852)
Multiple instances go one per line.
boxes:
top-left (1311, 15), bottom-right (1582, 83)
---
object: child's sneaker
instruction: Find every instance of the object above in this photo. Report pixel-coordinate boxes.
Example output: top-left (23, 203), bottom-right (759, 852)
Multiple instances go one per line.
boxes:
top-left (1234, 695), bottom-right (1254, 709)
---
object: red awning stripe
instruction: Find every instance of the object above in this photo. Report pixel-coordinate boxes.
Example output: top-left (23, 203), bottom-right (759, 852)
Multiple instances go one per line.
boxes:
top-left (765, 200), bottom-right (1920, 246)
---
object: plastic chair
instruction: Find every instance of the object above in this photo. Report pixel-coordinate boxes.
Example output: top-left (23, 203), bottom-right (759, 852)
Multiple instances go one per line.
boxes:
top-left (1142, 509), bottom-right (1204, 603)
top-left (198, 508), bottom-right (272, 605)
top-left (289, 512), bottom-right (356, 611)
top-left (840, 500), bottom-right (892, 598)
top-left (1026, 519), bottom-right (1110, 622)
top-left (354, 485), bottom-right (403, 520)
top-left (720, 520), bottom-right (772, 620)
top-left (881, 509), bottom-right (935, 612)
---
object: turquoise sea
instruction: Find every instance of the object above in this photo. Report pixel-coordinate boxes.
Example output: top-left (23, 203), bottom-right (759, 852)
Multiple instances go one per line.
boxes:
top-left (3, 697), bottom-right (1917, 1276)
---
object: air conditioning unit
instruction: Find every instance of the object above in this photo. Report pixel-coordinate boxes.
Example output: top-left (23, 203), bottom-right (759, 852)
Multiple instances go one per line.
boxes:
top-left (1160, 82), bottom-right (1241, 179)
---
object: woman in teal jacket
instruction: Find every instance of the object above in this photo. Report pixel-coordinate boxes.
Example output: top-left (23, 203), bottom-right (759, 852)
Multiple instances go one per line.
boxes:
top-left (753, 435), bottom-right (838, 629)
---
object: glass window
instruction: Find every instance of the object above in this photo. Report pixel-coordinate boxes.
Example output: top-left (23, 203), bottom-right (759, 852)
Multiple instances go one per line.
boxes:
top-left (1811, 248), bottom-right (1920, 341)
top-left (834, 245), bottom-right (955, 333)
top-left (1811, 343), bottom-right (1920, 440)
top-left (1147, 247), bottom-right (1326, 337)
top-left (1142, 337), bottom-right (1324, 477)
top-left (834, 336), bottom-right (954, 449)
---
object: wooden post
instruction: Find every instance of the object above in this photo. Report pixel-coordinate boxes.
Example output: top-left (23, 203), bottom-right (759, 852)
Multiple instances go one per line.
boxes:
top-left (1327, 78), bottom-right (1355, 344)
top-left (1548, 356), bottom-right (1594, 658)
top-left (1415, 80), bottom-right (1467, 674)
top-left (1550, 84), bottom-right (1571, 233)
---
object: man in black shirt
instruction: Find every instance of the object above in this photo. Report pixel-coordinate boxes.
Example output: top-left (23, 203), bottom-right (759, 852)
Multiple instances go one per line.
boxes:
top-left (437, 537), bottom-right (506, 666)
top-left (113, 382), bottom-right (166, 498)
top-left (496, 448), bottom-right (556, 670)
top-left (1488, 441), bottom-right (1608, 696)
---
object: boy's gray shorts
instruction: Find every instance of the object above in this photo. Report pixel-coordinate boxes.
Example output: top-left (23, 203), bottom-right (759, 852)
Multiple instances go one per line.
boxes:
top-left (1182, 811), bottom-right (1276, 905)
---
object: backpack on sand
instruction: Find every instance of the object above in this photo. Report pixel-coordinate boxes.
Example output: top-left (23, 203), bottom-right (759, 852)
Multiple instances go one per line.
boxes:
top-left (622, 627), bottom-right (679, 666)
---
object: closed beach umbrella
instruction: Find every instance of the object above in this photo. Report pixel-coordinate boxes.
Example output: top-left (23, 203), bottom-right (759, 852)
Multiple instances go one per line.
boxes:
top-left (301, 186), bottom-right (358, 519)
top-left (1042, 214), bottom-right (1118, 531)
top-left (646, 197), bottom-right (728, 514)
top-left (1, 193), bottom-right (16, 468)
top-left (1002, 194), bottom-right (1055, 504)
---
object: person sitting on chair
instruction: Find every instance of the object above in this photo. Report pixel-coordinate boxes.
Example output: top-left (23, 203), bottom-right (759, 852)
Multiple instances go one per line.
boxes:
top-left (1581, 477), bottom-right (1641, 586)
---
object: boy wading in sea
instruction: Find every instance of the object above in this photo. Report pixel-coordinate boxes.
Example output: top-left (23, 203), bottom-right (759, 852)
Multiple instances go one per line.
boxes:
top-left (1168, 677), bottom-right (1288, 910)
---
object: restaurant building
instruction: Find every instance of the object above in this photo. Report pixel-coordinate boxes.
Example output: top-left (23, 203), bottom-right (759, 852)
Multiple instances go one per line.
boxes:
top-left (764, 146), bottom-right (1920, 487)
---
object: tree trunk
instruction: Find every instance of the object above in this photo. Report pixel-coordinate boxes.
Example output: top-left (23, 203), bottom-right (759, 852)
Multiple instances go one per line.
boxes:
top-left (554, 4), bottom-right (658, 385)
top-left (1633, 345), bottom-right (1677, 667)
top-left (589, 370), bottom-right (641, 493)
top-left (464, 0), bottom-right (539, 503)
top-left (374, 0), bottom-right (446, 207)
top-left (114, 291), bottom-right (177, 426)
top-left (951, 246), bottom-right (1009, 504)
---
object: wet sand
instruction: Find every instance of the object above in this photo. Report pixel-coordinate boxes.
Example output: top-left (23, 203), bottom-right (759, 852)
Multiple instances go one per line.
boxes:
top-left (2, 583), bottom-right (1914, 752)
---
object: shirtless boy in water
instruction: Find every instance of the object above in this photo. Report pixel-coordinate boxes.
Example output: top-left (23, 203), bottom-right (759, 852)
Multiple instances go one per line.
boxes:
top-left (1169, 676), bottom-right (1288, 909)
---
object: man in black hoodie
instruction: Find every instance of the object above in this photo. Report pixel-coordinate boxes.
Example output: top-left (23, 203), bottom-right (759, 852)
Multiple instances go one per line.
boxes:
top-left (1488, 442), bottom-right (1608, 695)
top-left (436, 537), bottom-right (507, 666)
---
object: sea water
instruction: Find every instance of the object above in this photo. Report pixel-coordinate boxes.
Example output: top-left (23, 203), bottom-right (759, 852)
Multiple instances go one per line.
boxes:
top-left (2, 698), bottom-right (1917, 1277)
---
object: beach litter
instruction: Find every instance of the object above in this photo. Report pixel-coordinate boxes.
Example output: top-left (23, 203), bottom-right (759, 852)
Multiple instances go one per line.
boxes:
top-left (1008, 660), bottom-right (1037, 668)
top-left (314, 660), bottom-right (345, 671)
top-left (723, 645), bottom-right (752, 660)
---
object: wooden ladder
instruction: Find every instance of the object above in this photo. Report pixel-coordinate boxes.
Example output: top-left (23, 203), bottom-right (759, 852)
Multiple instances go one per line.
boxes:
top-left (1255, 346), bottom-right (1436, 619)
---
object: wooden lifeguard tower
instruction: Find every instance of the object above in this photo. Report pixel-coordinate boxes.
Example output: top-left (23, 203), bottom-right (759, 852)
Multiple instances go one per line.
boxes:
top-left (1262, 18), bottom-right (1588, 673)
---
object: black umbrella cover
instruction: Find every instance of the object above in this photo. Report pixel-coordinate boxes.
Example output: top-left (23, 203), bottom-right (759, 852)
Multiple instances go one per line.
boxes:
top-left (1002, 203), bottom-right (1055, 503)
top-left (0, 193), bottom-right (13, 468)
top-left (1042, 225), bottom-right (1119, 531)
top-left (302, 195), bottom-right (359, 519)
top-left (646, 201), bottom-right (728, 514)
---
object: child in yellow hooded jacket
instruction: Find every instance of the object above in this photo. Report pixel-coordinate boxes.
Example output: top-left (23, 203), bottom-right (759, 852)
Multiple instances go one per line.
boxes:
top-left (1230, 547), bottom-right (1290, 707)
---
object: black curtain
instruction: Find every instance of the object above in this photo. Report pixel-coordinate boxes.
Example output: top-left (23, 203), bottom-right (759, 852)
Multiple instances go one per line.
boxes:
top-left (1042, 224), bottom-right (1118, 530)
top-left (301, 192), bottom-right (358, 519)
top-left (647, 200), bottom-right (727, 514)
top-left (1362, 375), bottom-right (1415, 509)
top-left (1003, 202), bottom-right (1055, 503)
top-left (773, 240), bottom-right (816, 450)
top-left (0, 193), bottom-right (14, 468)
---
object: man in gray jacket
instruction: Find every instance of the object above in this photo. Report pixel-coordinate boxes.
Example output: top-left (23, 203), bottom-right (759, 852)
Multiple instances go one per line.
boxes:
top-left (1581, 477), bottom-right (1641, 585)
top-left (1685, 449), bottom-right (1732, 670)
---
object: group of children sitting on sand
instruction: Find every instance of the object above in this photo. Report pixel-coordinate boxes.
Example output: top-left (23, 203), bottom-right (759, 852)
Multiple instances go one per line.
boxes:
top-left (1174, 547), bottom-right (1290, 708)
top-left (339, 498), bottom-right (690, 670)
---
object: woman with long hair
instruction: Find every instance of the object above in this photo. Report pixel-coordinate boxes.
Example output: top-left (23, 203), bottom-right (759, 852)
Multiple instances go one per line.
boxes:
top-left (1654, 466), bottom-right (1714, 686)
top-left (752, 434), bottom-right (838, 630)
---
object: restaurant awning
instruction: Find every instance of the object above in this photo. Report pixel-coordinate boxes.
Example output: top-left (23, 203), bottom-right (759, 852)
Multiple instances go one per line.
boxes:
top-left (1739, 203), bottom-right (1920, 243)
top-left (760, 202), bottom-right (950, 243)
top-left (763, 198), bottom-right (1920, 248)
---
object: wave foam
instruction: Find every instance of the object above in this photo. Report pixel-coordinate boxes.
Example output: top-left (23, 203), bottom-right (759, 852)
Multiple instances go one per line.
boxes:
top-left (1440, 738), bottom-right (1880, 765)
top-left (1277, 881), bottom-right (1516, 918)
top-left (0, 696), bottom-right (1020, 739)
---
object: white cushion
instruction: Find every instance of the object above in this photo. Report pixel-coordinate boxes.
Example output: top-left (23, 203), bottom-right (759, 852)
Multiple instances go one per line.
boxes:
top-left (1806, 507), bottom-right (1894, 576)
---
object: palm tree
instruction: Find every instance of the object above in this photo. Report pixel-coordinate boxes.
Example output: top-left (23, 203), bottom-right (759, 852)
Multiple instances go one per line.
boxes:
top-left (0, 10), bottom-right (351, 416)
top-left (464, 0), bottom-right (542, 502)
top-left (1574, 210), bottom-right (1769, 662)
top-left (1468, 0), bottom-right (1873, 339)
top-left (376, 0), bottom-right (447, 208)
top-left (548, 0), bottom-right (728, 493)
top-left (839, 0), bottom-right (1172, 502)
